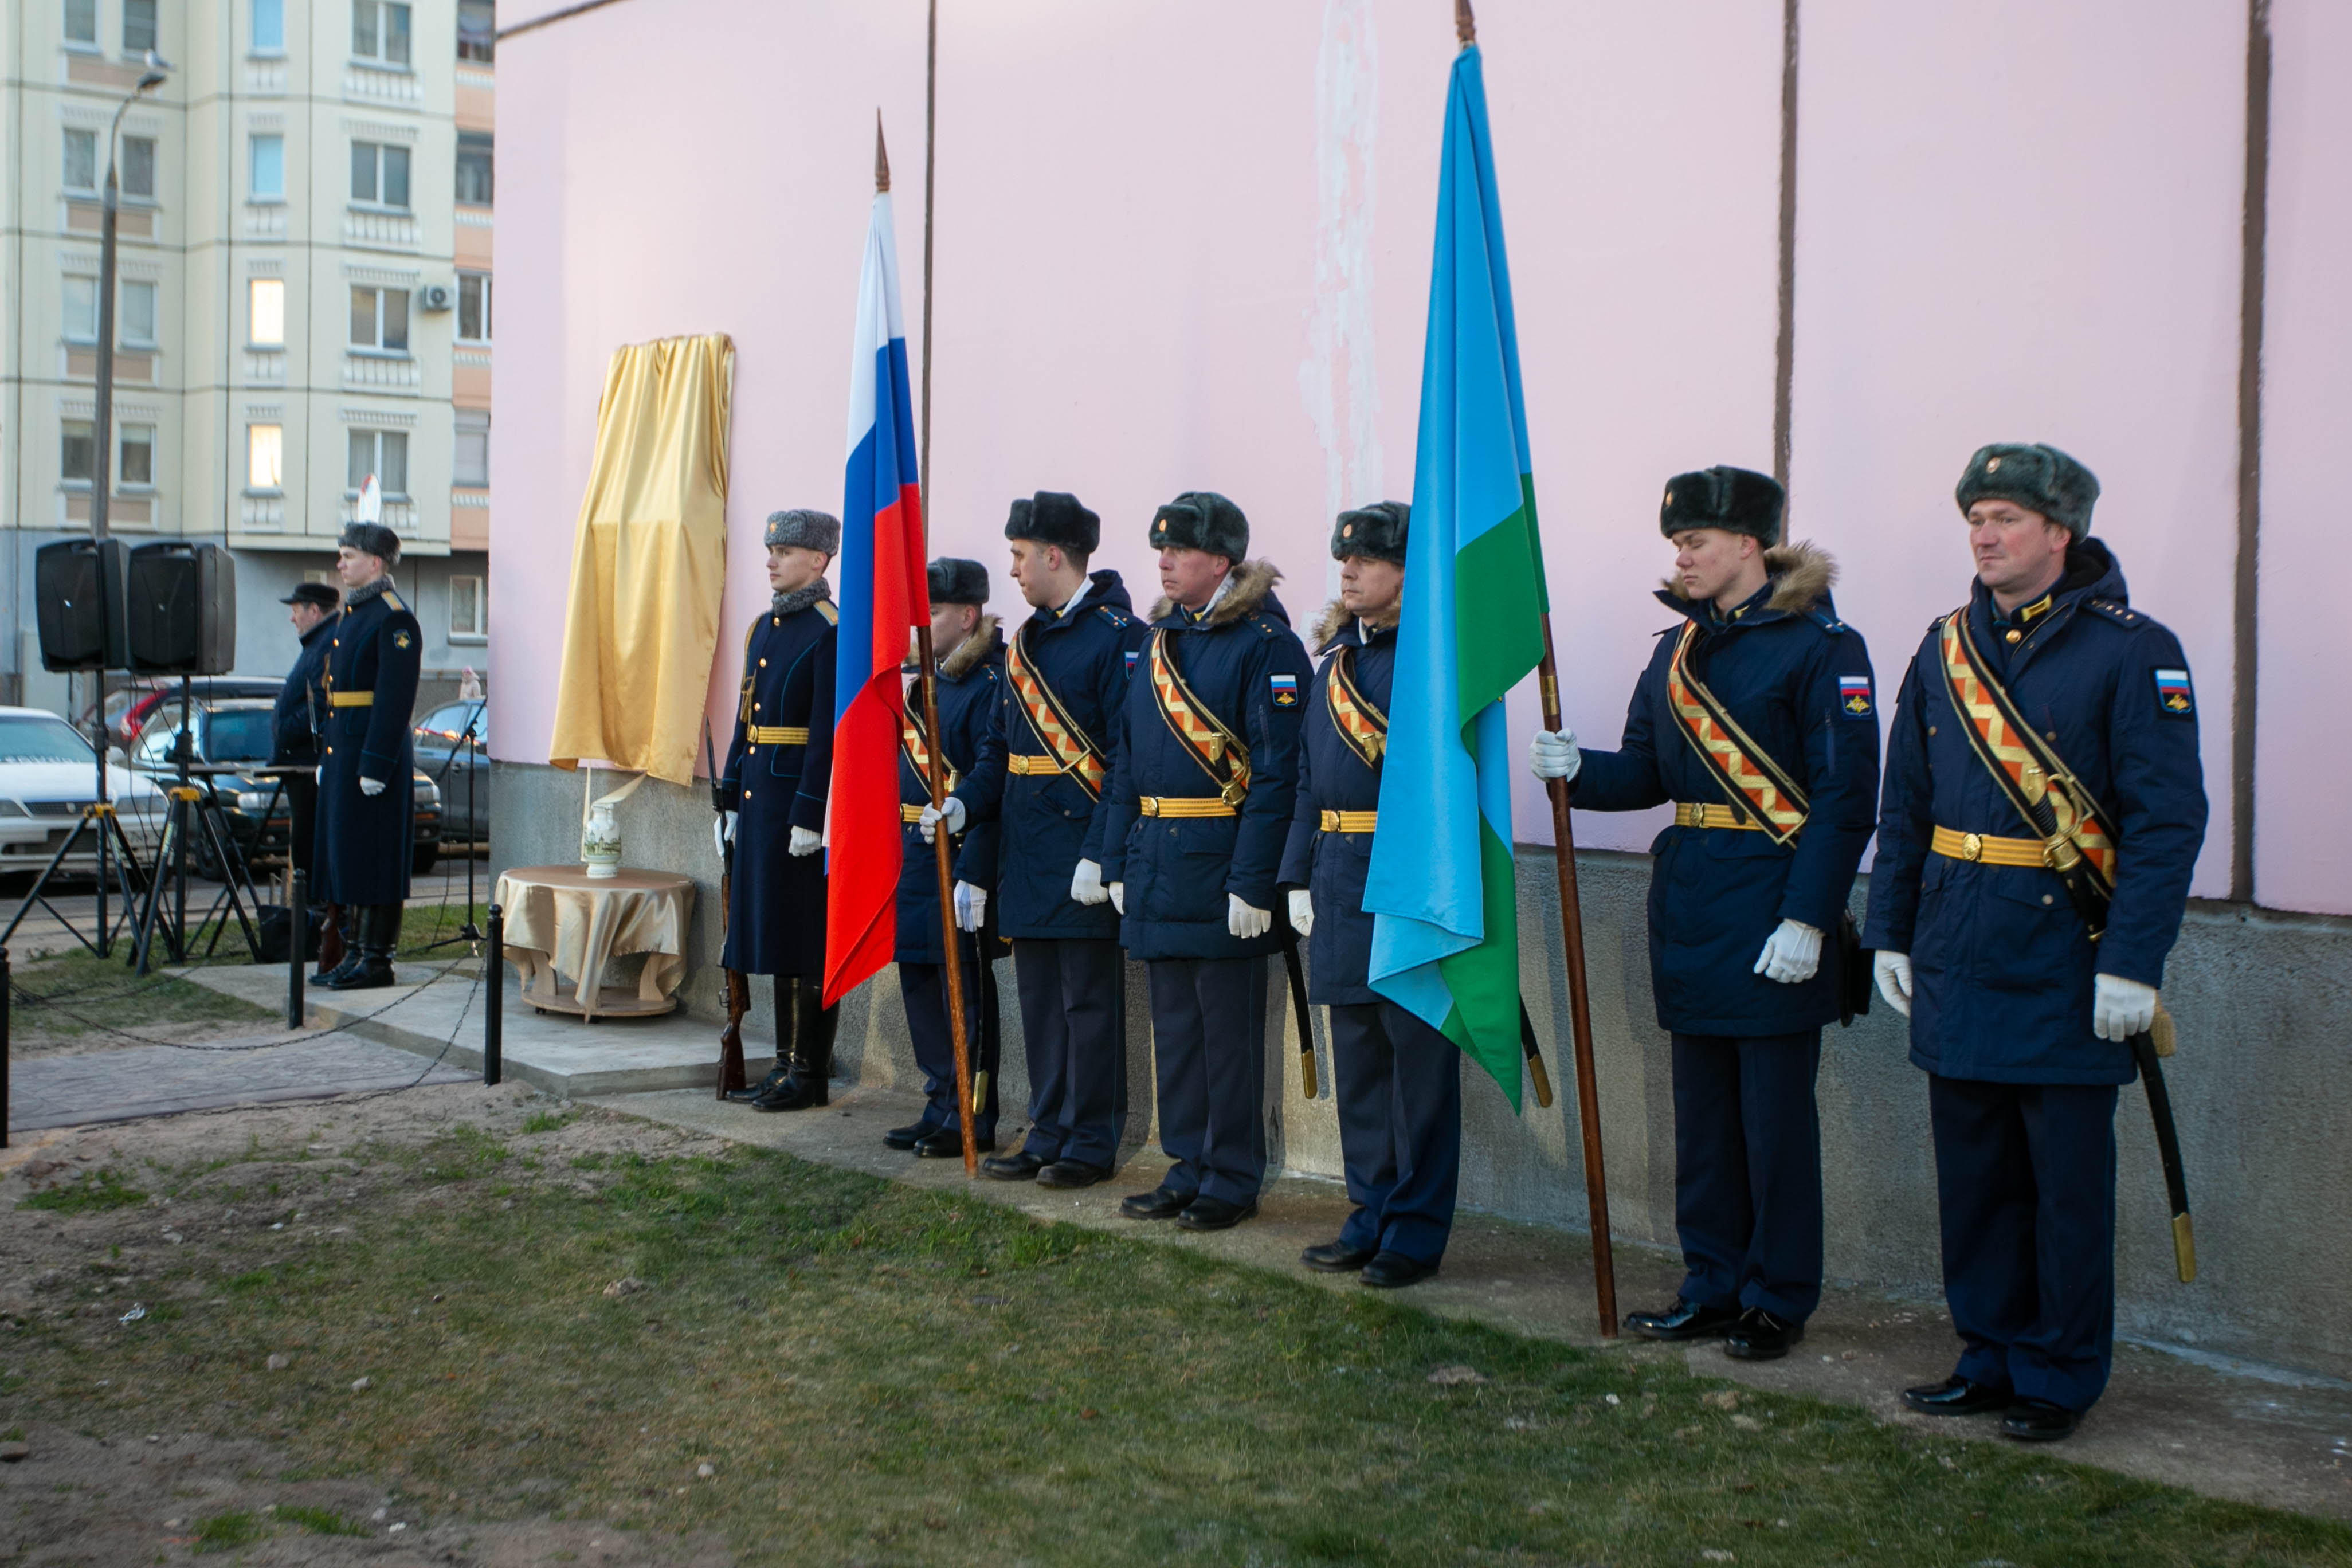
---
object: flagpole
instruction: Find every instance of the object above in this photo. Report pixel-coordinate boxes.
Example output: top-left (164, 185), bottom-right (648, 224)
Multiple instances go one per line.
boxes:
top-left (1457, 0), bottom-right (1618, 1340)
top-left (883, 115), bottom-right (977, 1178)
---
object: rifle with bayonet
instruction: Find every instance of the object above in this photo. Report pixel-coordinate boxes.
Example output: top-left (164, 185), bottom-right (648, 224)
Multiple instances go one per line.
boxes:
top-left (706, 719), bottom-right (750, 1100)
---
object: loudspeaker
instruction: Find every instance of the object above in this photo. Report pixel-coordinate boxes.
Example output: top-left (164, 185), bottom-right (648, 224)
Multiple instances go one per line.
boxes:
top-left (34, 538), bottom-right (130, 672)
top-left (126, 541), bottom-right (237, 676)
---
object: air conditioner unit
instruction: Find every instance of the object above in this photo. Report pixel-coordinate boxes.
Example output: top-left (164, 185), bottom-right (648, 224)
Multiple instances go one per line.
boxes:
top-left (418, 283), bottom-right (456, 312)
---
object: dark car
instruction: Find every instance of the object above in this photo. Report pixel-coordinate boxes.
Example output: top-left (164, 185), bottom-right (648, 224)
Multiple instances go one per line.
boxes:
top-left (129, 697), bottom-right (444, 877)
top-left (101, 676), bottom-right (285, 752)
top-left (413, 699), bottom-right (488, 846)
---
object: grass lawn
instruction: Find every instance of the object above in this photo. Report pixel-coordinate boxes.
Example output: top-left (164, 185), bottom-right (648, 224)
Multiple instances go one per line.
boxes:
top-left (6, 1116), bottom-right (2349, 1567)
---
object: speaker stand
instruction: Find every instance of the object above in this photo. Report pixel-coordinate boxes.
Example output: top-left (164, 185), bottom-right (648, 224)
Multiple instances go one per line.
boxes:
top-left (128, 676), bottom-right (262, 976)
top-left (0, 672), bottom-right (148, 959)
top-left (420, 711), bottom-right (485, 953)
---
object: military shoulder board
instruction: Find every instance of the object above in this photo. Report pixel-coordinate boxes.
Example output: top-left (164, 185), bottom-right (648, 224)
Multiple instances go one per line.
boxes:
top-left (816, 601), bottom-right (840, 625)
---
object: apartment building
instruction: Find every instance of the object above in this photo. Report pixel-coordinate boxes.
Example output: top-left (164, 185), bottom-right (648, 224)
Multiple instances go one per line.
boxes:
top-left (0, 0), bottom-right (494, 714)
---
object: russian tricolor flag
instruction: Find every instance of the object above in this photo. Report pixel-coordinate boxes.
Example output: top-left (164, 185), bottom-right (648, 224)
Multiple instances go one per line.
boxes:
top-left (823, 156), bottom-right (928, 1006)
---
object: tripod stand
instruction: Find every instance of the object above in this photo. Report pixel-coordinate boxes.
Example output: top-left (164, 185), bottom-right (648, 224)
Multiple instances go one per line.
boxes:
top-left (0, 670), bottom-right (148, 957)
top-left (128, 676), bottom-right (262, 975)
top-left (422, 704), bottom-right (485, 952)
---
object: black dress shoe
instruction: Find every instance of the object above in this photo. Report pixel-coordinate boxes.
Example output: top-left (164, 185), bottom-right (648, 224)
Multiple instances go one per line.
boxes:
top-left (1723, 1307), bottom-right (1803, 1361)
top-left (750, 1073), bottom-right (827, 1112)
top-left (916, 1127), bottom-right (994, 1159)
top-left (1119, 1186), bottom-right (1193, 1221)
top-left (728, 1065), bottom-right (790, 1106)
top-left (1624, 1299), bottom-right (1741, 1342)
top-left (2001, 1398), bottom-right (2080, 1442)
top-left (1300, 1240), bottom-right (1378, 1273)
top-left (1902, 1375), bottom-right (2016, 1416)
top-left (884, 1118), bottom-right (940, 1151)
top-left (981, 1149), bottom-right (1052, 1182)
top-left (1359, 1251), bottom-right (1440, 1289)
top-left (1175, 1197), bottom-right (1259, 1232)
top-left (1035, 1159), bottom-right (1111, 1189)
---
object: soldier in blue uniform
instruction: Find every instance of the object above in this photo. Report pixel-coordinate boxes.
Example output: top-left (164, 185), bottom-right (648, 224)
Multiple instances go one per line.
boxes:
top-left (1530, 467), bottom-right (1879, 1359)
top-left (1864, 444), bottom-right (2206, 1442)
top-left (888, 556), bottom-right (1005, 1158)
top-left (715, 509), bottom-right (841, 1112)
top-left (1100, 491), bottom-right (1314, 1233)
top-left (313, 523), bottom-right (423, 990)
top-left (1279, 501), bottom-right (1457, 1289)
top-left (271, 580), bottom-right (338, 885)
top-left (946, 493), bottom-right (1146, 1188)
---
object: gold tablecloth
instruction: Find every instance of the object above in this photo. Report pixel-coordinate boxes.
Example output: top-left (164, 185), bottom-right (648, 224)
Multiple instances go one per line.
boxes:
top-left (493, 865), bottom-right (695, 1018)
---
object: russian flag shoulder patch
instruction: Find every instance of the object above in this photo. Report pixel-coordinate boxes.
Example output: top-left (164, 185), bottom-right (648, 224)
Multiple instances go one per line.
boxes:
top-left (2153, 667), bottom-right (2194, 718)
top-left (1270, 672), bottom-right (1300, 708)
top-left (1837, 673), bottom-right (1874, 719)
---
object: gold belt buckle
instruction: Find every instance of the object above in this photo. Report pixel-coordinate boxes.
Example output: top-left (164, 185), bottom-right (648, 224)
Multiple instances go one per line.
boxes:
top-left (1220, 776), bottom-right (1247, 808)
top-left (1960, 832), bottom-right (1984, 862)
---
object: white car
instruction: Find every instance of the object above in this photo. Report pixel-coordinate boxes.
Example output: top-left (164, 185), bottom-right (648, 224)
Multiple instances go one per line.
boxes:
top-left (0, 706), bottom-right (167, 875)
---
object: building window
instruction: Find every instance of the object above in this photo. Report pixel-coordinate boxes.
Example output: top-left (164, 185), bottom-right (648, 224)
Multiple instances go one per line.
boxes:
top-left (350, 140), bottom-right (411, 209)
top-left (249, 279), bottom-right (285, 346)
top-left (63, 276), bottom-right (97, 342)
top-left (119, 424), bottom-right (155, 488)
top-left (348, 429), bottom-right (409, 497)
top-left (63, 0), bottom-right (96, 46)
top-left (458, 0), bottom-right (494, 62)
top-left (352, 0), bottom-right (411, 66)
top-left (453, 410), bottom-right (489, 487)
top-left (251, 0), bottom-right (284, 53)
top-left (61, 421), bottom-right (95, 485)
top-left (457, 272), bottom-right (491, 343)
top-left (63, 128), bottom-right (97, 192)
top-left (120, 280), bottom-right (157, 347)
top-left (121, 135), bottom-right (155, 199)
top-left (249, 134), bottom-right (284, 200)
top-left (349, 285), bottom-right (410, 353)
top-left (456, 131), bottom-right (493, 206)
top-left (123, 0), bottom-right (157, 53)
top-left (450, 575), bottom-right (487, 640)
top-left (247, 424), bottom-right (283, 491)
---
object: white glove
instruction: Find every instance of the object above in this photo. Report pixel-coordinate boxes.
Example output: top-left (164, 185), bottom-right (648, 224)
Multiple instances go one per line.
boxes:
top-left (1108, 881), bottom-right (1125, 915)
top-left (714, 811), bottom-right (736, 861)
top-left (1228, 894), bottom-right (1272, 940)
top-left (1874, 950), bottom-right (1914, 1017)
top-left (1070, 859), bottom-right (1108, 906)
top-left (1288, 888), bottom-right (1314, 938)
top-left (953, 880), bottom-right (986, 933)
top-left (1753, 918), bottom-right (1824, 985)
top-left (919, 796), bottom-right (967, 844)
top-left (1528, 727), bottom-right (1581, 783)
top-left (358, 775), bottom-right (386, 797)
top-left (2092, 973), bottom-right (2158, 1042)
top-left (789, 826), bottom-right (821, 857)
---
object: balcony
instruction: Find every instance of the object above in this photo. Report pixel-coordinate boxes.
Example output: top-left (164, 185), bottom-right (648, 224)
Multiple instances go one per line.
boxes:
top-left (343, 63), bottom-right (422, 108)
top-left (65, 493), bottom-right (152, 526)
top-left (66, 348), bottom-right (154, 383)
top-left (344, 207), bottom-right (420, 252)
top-left (342, 354), bottom-right (420, 393)
top-left (242, 348), bottom-right (286, 385)
top-left (340, 495), bottom-right (415, 534)
top-left (244, 58), bottom-right (287, 95)
top-left (68, 201), bottom-right (152, 238)
top-left (240, 493), bottom-right (285, 532)
top-left (244, 203), bottom-right (287, 241)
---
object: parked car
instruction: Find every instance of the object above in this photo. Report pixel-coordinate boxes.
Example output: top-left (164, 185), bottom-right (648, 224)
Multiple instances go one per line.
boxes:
top-left (99, 676), bottom-right (284, 752)
top-left (0, 707), bottom-right (167, 876)
top-left (413, 699), bottom-right (488, 847)
top-left (128, 697), bottom-right (444, 878)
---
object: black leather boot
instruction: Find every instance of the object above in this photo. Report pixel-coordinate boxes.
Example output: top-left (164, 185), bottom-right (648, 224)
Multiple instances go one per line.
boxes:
top-left (316, 904), bottom-right (362, 985)
top-left (729, 979), bottom-right (795, 1104)
top-left (753, 979), bottom-right (837, 1112)
top-left (330, 904), bottom-right (399, 990)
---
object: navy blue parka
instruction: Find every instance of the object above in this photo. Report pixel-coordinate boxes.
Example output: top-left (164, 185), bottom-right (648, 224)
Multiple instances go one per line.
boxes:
top-left (313, 578), bottom-right (422, 908)
top-left (1277, 602), bottom-right (1393, 1005)
top-left (1572, 544), bottom-right (1880, 1036)
top-left (271, 616), bottom-right (333, 767)
top-left (894, 620), bottom-right (1003, 965)
top-left (718, 590), bottom-right (838, 977)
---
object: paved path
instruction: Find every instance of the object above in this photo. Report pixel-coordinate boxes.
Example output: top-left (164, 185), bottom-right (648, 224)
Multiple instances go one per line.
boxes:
top-left (7, 1033), bottom-right (471, 1131)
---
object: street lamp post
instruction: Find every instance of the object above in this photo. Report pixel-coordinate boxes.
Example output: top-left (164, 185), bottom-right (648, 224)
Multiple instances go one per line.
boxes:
top-left (92, 51), bottom-right (171, 544)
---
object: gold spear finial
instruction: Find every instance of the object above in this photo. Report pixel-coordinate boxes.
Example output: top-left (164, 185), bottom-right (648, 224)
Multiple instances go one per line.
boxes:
top-left (875, 111), bottom-right (891, 193)
top-left (1456, 0), bottom-right (1476, 49)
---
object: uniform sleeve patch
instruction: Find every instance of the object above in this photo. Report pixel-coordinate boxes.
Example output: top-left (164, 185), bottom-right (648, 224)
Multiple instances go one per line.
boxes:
top-left (1124, 649), bottom-right (1139, 671)
top-left (1837, 673), bottom-right (1873, 718)
top-left (2153, 668), bottom-right (2194, 718)
top-left (1271, 673), bottom-right (1300, 707)
top-left (392, 629), bottom-right (413, 651)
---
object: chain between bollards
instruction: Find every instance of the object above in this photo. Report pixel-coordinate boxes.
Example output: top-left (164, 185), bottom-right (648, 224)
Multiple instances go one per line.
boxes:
top-left (287, 869), bottom-right (307, 1031)
top-left (2, 946), bottom-right (11, 1149)
top-left (484, 903), bottom-right (503, 1086)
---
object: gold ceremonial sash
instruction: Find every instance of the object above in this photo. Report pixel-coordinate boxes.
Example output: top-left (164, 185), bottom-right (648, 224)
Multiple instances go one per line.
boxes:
top-left (1935, 609), bottom-right (2119, 894)
top-left (898, 702), bottom-right (958, 794)
top-left (1664, 622), bottom-right (1808, 845)
top-left (1326, 646), bottom-right (1387, 769)
top-left (1006, 625), bottom-right (1106, 801)
top-left (1148, 629), bottom-right (1249, 808)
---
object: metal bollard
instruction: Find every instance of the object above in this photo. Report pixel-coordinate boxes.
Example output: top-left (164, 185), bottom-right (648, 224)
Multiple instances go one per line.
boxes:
top-left (484, 903), bottom-right (503, 1086)
top-left (287, 869), bottom-right (307, 1030)
top-left (2, 946), bottom-right (10, 1149)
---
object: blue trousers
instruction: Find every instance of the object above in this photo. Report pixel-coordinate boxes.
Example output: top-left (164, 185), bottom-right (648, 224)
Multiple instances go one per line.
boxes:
top-left (1147, 956), bottom-right (1268, 1205)
top-left (1328, 1000), bottom-right (1461, 1264)
top-left (896, 936), bottom-right (1003, 1142)
top-left (1670, 1029), bottom-right (1824, 1322)
top-left (1929, 1074), bottom-right (2119, 1412)
top-left (1010, 938), bottom-right (1126, 1168)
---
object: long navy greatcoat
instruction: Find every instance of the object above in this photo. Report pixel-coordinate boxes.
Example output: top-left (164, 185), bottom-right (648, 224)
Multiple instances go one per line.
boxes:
top-left (313, 579), bottom-right (421, 907)
top-left (894, 622), bottom-right (1003, 966)
top-left (1571, 545), bottom-right (1880, 1036)
top-left (719, 594), bottom-right (838, 977)
top-left (1099, 559), bottom-right (1315, 962)
top-left (271, 617), bottom-right (332, 767)
top-left (954, 570), bottom-right (1145, 942)
top-left (1277, 603), bottom-right (1393, 1005)
top-left (1862, 540), bottom-right (2207, 1084)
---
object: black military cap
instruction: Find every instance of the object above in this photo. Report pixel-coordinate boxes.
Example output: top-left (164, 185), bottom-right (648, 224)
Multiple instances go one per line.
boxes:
top-left (1660, 466), bottom-right (1784, 545)
top-left (1955, 443), bottom-right (2100, 538)
top-left (339, 521), bottom-right (402, 562)
top-left (765, 508), bottom-right (842, 555)
top-left (927, 557), bottom-right (989, 606)
top-left (1331, 500), bottom-right (1408, 564)
top-left (1149, 491), bottom-right (1249, 560)
top-left (280, 582), bottom-right (340, 610)
top-left (1006, 491), bottom-right (1099, 554)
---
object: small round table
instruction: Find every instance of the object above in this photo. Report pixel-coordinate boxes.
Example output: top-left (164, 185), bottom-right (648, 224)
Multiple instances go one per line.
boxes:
top-left (492, 865), bottom-right (696, 1020)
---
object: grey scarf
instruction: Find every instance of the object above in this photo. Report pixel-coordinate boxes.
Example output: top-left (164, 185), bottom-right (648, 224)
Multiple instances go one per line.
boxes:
top-left (773, 577), bottom-right (834, 617)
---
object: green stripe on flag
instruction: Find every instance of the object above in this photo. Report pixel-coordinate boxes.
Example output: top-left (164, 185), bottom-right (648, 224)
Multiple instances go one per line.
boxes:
top-left (1452, 490), bottom-right (1546, 721)
top-left (1436, 819), bottom-right (1523, 1108)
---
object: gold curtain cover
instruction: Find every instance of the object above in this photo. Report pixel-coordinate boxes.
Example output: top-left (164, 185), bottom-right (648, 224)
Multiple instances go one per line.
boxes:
top-left (547, 333), bottom-right (735, 785)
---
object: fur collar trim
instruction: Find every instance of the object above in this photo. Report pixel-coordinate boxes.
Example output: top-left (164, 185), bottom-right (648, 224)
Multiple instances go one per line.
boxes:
top-left (1308, 596), bottom-right (1398, 652)
top-left (1149, 556), bottom-right (1282, 628)
top-left (941, 616), bottom-right (1001, 680)
top-left (771, 577), bottom-right (834, 617)
top-left (345, 575), bottom-right (396, 608)
top-left (1659, 540), bottom-right (1837, 617)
